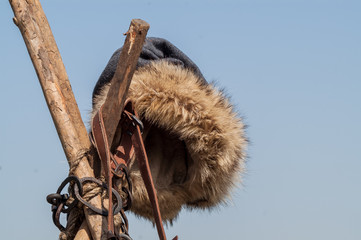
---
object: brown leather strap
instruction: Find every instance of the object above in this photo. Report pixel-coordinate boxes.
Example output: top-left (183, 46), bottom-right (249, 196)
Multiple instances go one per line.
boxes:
top-left (133, 126), bottom-right (167, 240)
top-left (127, 109), bottom-right (167, 240)
top-left (91, 106), bottom-right (115, 233)
top-left (112, 106), bottom-right (135, 176)
top-left (92, 99), bottom-right (173, 240)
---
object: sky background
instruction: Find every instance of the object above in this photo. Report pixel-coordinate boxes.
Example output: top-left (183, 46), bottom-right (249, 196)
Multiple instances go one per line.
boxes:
top-left (0, 0), bottom-right (360, 239)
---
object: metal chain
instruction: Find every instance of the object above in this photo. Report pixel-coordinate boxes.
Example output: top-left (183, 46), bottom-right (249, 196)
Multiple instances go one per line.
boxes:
top-left (46, 176), bottom-right (82, 231)
top-left (47, 107), bottom-right (138, 239)
top-left (112, 162), bottom-right (134, 238)
top-left (47, 172), bottom-right (134, 239)
top-left (46, 176), bottom-right (125, 231)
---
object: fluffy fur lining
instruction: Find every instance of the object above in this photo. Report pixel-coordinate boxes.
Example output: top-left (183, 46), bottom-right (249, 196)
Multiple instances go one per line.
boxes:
top-left (92, 61), bottom-right (247, 222)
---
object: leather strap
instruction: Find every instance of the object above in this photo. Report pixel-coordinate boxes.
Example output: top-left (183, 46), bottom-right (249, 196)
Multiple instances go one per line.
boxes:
top-left (91, 106), bottom-right (115, 233)
top-left (125, 104), bottom-right (167, 240)
top-left (132, 122), bottom-right (167, 240)
top-left (91, 99), bottom-right (171, 240)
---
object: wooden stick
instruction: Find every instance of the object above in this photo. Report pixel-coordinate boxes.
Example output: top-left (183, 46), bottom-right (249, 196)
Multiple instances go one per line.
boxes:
top-left (74, 221), bottom-right (92, 240)
top-left (96, 19), bottom-right (149, 236)
top-left (102, 19), bottom-right (149, 147)
top-left (9, 1), bottom-right (151, 239)
top-left (9, 0), bottom-right (105, 239)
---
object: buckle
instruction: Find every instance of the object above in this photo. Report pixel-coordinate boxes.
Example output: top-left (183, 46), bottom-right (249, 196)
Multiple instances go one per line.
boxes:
top-left (130, 114), bottom-right (144, 134)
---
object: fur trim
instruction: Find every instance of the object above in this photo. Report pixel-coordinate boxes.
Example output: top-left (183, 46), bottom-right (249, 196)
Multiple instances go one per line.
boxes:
top-left (92, 61), bottom-right (247, 222)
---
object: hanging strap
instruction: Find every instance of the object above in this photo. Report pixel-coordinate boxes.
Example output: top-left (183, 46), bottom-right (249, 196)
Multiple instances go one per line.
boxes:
top-left (124, 104), bottom-right (167, 240)
top-left (92, 106), bottom-right (116, 234)
top-left (91, 99), bottom-right (170, 240)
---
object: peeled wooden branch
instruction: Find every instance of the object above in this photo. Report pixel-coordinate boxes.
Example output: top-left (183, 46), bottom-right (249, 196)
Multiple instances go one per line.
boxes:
top-left (102, 19), bottom-right (149, 147)
top-left (74, 221), bottom-right (92, 240)
top-left (9, 0), bottom-right (105, 239)
top-left (77, 19), bottom-right (149, 238)
top-left (9, 1), bottom-right (151, 239)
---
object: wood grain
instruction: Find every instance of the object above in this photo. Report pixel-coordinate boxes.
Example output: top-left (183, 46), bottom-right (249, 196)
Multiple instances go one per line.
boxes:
top-left (9, 0), bottom-right (105, 239)
top-left (102, 19), bottom-right (149, 148)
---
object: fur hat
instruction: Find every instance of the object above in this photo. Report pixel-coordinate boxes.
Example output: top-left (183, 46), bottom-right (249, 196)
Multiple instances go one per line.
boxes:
top-left (92, 38), bottom-right (247, 222)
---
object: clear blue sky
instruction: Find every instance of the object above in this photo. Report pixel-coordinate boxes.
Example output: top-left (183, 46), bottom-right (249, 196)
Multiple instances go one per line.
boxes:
top-left (0, 0), bottom-right (360, 239)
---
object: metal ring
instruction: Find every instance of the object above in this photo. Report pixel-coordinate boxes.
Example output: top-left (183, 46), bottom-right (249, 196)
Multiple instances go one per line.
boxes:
top-left (73, 177), bottom-right (122, 216)
top-left (57, 176), bottom-right (82, 213)
top-left (46, 193), bottom-right (63, 205)
top-left (52, 202), bottom-right (66, 231)
top-left (112, 161), bottom-right (125, 179)
top-left (130, 114), bottom-right (144, 134)
top-left (121, 186), bottom-right (132, 211)
top-left (114, 163), bottom-right (133, 194)
top-left (46, 176), bottom-right (82, 214)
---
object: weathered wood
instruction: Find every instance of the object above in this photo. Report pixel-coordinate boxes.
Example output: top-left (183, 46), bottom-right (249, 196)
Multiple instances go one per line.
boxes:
top-left (9, 0), bottom-right (105, 239)
top-left (74, 221), bottom-right (92, 240)
top-left (102, 19), bottom-right (150, 147)
top-left (9, 1), bottom-right (151, 239)
top-left (88, 18), bottom-right (150, 237)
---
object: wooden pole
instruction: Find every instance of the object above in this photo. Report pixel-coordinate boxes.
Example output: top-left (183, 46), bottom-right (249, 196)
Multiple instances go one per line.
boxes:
top-left (74, 221), bottom-right (92, 240)
top-left (93, 18), bottom-right (150, 237)
top-left (9, 1), bottom-right (150, 239)
top-left (102, 19), bottom-right (149, 147)
top-left (78, 19), bottom-right (149, 239)
top-left (9, 0), bottom-right (102, 239)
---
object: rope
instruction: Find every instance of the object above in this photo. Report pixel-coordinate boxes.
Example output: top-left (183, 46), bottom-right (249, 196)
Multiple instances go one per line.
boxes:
top-left (59, 207), bottom-right (84, 240)
top-left (57, 147), bottom-right (105, 239)
top-left (57, 182), bottom-right (105, 239)
top-left (68, 148), bottom-right (92, 175)
top-left (50, 132), bottom-right (132, 239)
